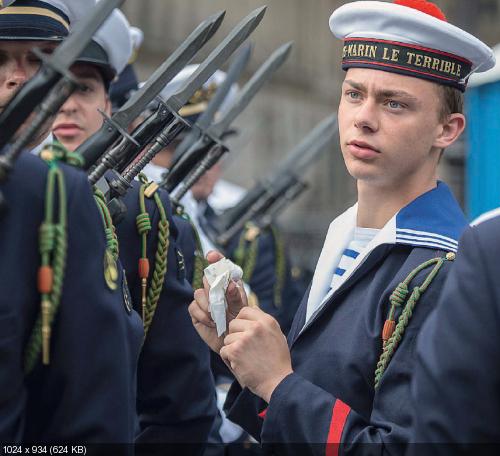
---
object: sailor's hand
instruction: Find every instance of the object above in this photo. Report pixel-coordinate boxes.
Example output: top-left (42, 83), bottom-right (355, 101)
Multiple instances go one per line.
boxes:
top-left (188, 251), bottom-right (247, 354)
top-left (220, 306), bottom-right (293, 403)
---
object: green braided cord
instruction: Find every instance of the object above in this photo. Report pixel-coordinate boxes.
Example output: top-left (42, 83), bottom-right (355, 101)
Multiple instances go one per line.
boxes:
top-left (233, 229), bottom-right (247, 268)
top-left (242, 236), bottom-right (258, 283)
top-left (25, 164), bottom-right (68, 373)
top-left (270, 225), bottom-right (286, 309)
top-left (190, 220), bottom-right (208, 290)
top-left (44, 141), bottom-right (85, 168)
top-left (388, 283), bottom-right (408, 320)
top-left (374, 257), bottom-right (446, 389)
top-left (143, 192), bottom-right (170, 337)
top-left (232, 224), bottom-right (259, 283)
top-left (137, 182), bottom-right (151, 259)
top-left (93, 188), bottom-right (119, 260)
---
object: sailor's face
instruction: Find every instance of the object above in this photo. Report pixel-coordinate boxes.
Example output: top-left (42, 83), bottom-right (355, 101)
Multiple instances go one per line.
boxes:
top-left (338, 67), bottom-right (448, 188)
top-left (0, 41), bottom-right (58, 145)
top-left (52, 63), bottom-right (110, 152)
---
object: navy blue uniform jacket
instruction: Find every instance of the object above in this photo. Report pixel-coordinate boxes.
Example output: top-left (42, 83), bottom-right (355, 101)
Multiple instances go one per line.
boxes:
top-left (411, 213), bottom-right (500, 449)
top-left (0, 152), bottom-right (143, 443)
top-left (224, 182), bottom-right (467, 455)
top-left (116, 182), bottom-right (216, 444)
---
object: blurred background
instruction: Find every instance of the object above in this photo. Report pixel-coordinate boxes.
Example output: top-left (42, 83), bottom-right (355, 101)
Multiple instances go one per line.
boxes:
top-left (122, 0), bottom-right (500, 274)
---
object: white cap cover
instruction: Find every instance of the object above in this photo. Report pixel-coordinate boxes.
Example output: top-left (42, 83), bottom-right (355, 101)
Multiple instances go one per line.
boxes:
top-left (329, 0), bottom-right (495, 91)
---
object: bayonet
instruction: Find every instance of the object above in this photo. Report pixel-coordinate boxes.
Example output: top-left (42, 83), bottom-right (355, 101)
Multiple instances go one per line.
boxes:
top-left (255, 179), bottom-right (309, 228)
top-left (209, 41), bottom-right (292, 139)
top-left (162, 41), bottom-right (292, 195)
top-left (211, 114), bottom-right (338, 245)
top-left (165, 7), bottom-right (266, 115)
top-left (78, 10), bottom-right (226, 170)
top-left (172, 41), bottom-right (253, 162)
top-left (106, 6), bottom-right (267, 198)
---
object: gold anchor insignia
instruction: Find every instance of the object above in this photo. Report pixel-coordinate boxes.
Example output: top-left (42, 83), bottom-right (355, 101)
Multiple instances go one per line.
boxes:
top-left (104, 248), bottom-right (118, 290)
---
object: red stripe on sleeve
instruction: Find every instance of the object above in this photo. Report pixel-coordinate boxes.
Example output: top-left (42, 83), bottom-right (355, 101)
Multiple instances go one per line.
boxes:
top-left (325, 400), bottom-right (351, 456)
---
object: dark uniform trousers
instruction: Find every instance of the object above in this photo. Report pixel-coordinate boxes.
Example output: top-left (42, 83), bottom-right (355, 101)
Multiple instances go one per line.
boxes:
top-left (0, 152), bottom-right (144, 443)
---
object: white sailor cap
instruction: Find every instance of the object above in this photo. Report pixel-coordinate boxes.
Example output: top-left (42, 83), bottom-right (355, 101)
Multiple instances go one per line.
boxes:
top-left (0, 0), bottom-right (94, 40)
top-left (108, 25), bottom-right (142, 108)
top-left (157, 64), bottom-right (239, 118)
top-left (468, 44), bottom-right (500, 88)
top-left (329, 0), bottom-right (495, 92)
top-left (76, 8), bottom-right (132, 85)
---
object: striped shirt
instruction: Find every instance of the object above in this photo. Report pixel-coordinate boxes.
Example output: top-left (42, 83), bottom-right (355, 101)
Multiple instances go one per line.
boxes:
top-left (330, 227), bottom-right (380, 291)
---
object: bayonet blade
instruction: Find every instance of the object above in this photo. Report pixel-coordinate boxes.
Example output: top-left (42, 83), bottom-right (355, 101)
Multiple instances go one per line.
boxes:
top-left (208, 41), bottom-right (293, 139)
top-left (172, 41), bottom-right (253, 161)
top-left (197, 42), bottom-right (253, 130)
top-left (113, 10), bottom-right (225, 129)
top-left (77, 11), bottom-right (225, 168)
top-left (278, 114), bottom-right (337, 176)
top-left (165, 6), bottom-right (267, 113)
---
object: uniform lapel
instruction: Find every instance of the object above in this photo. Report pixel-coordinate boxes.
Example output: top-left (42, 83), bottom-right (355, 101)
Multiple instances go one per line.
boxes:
top-left (293, 243), bottom-right (393, 345)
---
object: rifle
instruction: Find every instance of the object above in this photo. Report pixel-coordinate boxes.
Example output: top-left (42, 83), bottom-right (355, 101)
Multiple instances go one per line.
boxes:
top-left (81, 9), bottom-right (226, 175)
top-left (97, 7), bottom-right (267, 221)
top-left (209, 114), bottom-right (338, 245)
top-left (162, 41), bottom-right (293, 202)
top-left (170, 42), bottom-right (253, 164)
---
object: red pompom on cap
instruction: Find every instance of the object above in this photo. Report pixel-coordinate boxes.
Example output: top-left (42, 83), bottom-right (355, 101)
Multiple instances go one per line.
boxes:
top-left (394, 0), bottom-right (447, 21)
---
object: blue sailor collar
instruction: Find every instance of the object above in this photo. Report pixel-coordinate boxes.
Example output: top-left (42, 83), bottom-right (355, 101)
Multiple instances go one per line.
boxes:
top-left (304, 181), bottom-right (467, 325)
top-left (395, 181), bottom-right (466, 251)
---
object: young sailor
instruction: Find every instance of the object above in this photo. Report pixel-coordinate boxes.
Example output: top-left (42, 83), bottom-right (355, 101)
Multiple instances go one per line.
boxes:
top-left (188, 0), bottom-right (495, 453)
top-left (0, 0), bottom-right (143, 443)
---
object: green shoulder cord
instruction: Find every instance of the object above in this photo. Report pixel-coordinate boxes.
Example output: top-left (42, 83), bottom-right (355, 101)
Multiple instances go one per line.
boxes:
top-left (40, 140), bottom-right (84, 168)
top-left (138, 175), bottom-right (170, 337)
top-left (374, 251), bottom-right (456, 389)
top-left (93, 188), bottom-right (119, 261)
top-left (93, 187), bottom-right (120, 293)
top-left (270, 225), bottom-right (286, 309)
top-left (45, 141), bottom-right (120, 275)
top-left (190, 218), bottom-right (208, 290)
top-left (233, 222), bottom-right (260, 283)
top-left (25, 147), bottom-right (69, 373)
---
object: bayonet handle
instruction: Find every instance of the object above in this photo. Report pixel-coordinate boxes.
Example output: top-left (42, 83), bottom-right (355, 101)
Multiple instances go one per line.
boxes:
top-left (116, 105), bottom-right (173, 174)
top-left (161, 135), bottom-right (215, 193)
top-left (78, 119), bottom-right (121, 171)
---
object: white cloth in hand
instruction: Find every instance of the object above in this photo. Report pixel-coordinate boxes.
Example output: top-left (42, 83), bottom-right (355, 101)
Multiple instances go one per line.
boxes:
top-left (204, 258), bottom-right (243, 337)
